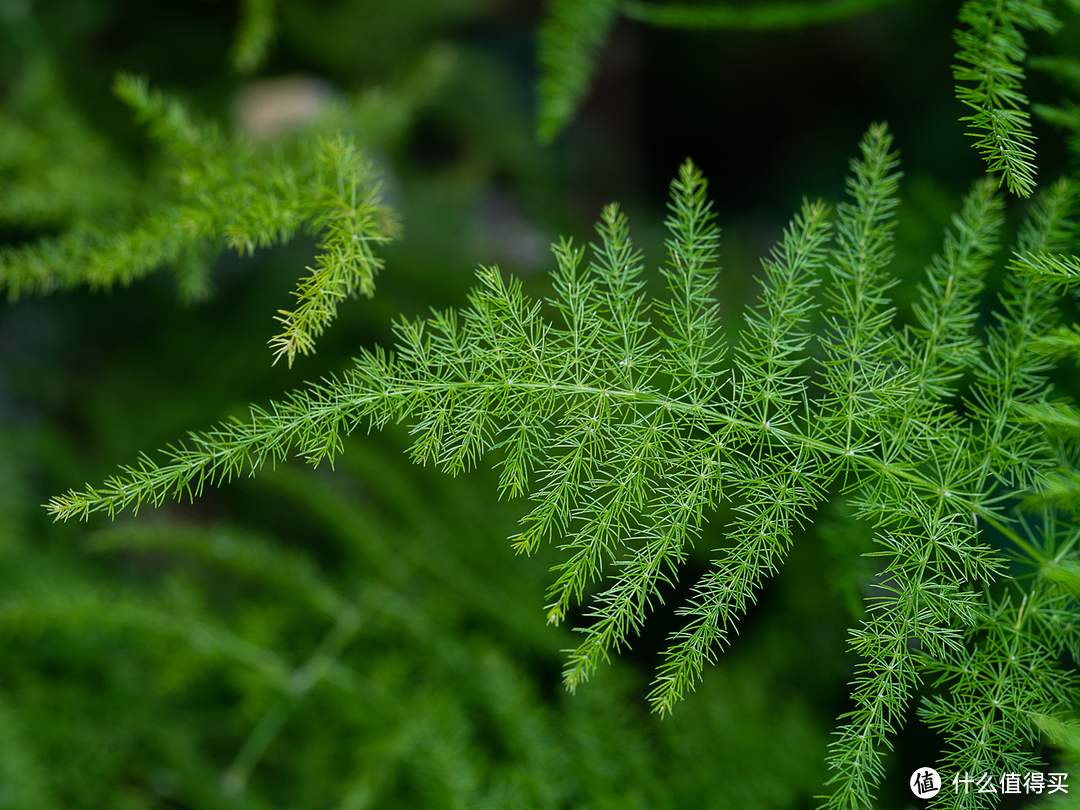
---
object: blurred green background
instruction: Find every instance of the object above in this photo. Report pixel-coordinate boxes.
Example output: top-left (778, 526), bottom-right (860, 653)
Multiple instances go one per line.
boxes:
top-left (1, 1), bottom-right (1078, 808)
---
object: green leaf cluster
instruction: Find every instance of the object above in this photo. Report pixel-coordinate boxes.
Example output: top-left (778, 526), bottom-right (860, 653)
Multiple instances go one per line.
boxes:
top-left (918, 516), bottom-right (1080, 810)
top-left (952, 0), bottom-right (1061, 197)
top-left (0, 72), bottom-right (400, 365)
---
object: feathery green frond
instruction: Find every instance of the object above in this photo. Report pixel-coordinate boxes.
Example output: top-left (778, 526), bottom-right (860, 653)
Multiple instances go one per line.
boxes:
top-left (1015, 249), bottom-right (1080, 288)
top-left (43, 125), bottom-right (1079, 808)
top-left (952, 0), bottom-right (1062, 197)
top-left (820, 159), bottom-right (1016, 810)
top-left (1031, 324), bottom-right (1080, 364)
top-left (647, 194), bottom-right (831, 714)
top-left (1, 74), bottom-right (399, 360)
top-left (117, 75), bottom-right (402, 365)
top-left (966, 176), bottom-right (1076, 498)
top-left (814, 122), bottom-right (903, 465)
top-left (990, 180), bottom-right (1080, 517)
top-left (917, 517), bottom-right (1080, 810)
top-left (536, 0), bottom-right (620, 143)
top-left (265, 138), bottom-right (401, 366)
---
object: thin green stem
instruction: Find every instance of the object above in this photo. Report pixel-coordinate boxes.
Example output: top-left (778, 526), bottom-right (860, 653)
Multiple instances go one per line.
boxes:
top-left (624, 0), bottom-right (911, 30)
top-left (221, 601), bottom-right (364, 795)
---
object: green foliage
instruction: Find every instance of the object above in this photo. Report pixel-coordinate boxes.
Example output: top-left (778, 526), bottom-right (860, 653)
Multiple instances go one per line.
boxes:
top-left (536, 0), bottom-right (621, 143)
top-left (7, 432), bottom-right (832, 809)
top-left (232, 0), bottom-right (277, 74)
top-left (8, 0), bottom-right (1080, 808)
top-left (1018, 247), bottom-right (1080, 286)
top-left (0, 61), bottom-right (143, 276)
top-left (47, 120), bottom-right (1080, 806)
top-left (918, 516), bottom-right (1080, 810)
top-left (952, 0), bottom-right (1061, 197)
top-left (118, 74), bottom-right (400, 365)
top-left (0, 72), bottom-right (399, 364)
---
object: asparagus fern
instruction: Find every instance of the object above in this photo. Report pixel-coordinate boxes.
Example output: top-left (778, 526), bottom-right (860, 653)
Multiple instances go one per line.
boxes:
top-left (45, 122), bottom-right (1080, 807)
top-left (0, 74), bottom-right (400, 366)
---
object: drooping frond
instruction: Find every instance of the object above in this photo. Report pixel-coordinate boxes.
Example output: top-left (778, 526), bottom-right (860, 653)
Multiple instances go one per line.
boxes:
top-left (118, 75), bottom-right (402, 366)
top-left (952, 0), bottom-right (1063, 197)
top-left (0, 75), bottom-right (400, 364)
top-left (536, 0), bottom-right (621, 143)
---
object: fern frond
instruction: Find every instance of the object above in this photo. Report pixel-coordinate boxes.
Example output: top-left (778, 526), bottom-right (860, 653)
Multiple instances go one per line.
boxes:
top-left (0, 217), bottom-right (201, 302)
top-left (45, 126), bottom-right (1074, 808)
top-left (822, 506), bottom-right (1006, 809)
top-left (952, 0), bottom-right (1062, 197)
top-left (1031, 323), bottom-right (1080, 363)
top-left (266, 137), bottom-right (401, 366)
top-left (656, 160), bottom-right (726, 402)
top-left (815, 121), bottom-right (904, 467)
top-left (116, 75), bottom-right (402, 365)
top-left (918, 519), bottom-right (1080, 810)
top-left (1, 75), bottom-right (399, 361)
top-left (907, 176), bottom-right (1002, 398)
top-left (966, 176), bottom-right (1076, 496)
top-left (821, 158), bottom-right (1065, 810)
top-left (647, 196), bottom-right (831, 713)
top-left (1015, 249), bottom-right (1080, 288)
top-left (911, 514), bottom-right (1080, 807)
top-left (536, 0), bottom-right (621, 143)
